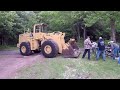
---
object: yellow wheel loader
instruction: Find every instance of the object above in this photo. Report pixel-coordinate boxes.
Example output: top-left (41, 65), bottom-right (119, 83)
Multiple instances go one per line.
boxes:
top-left (17, 23), bottom-right (81, 58)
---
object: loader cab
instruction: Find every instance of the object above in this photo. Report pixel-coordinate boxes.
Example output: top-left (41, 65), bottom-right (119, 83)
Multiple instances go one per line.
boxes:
top-left (33, 23), bottom-right (48, 33)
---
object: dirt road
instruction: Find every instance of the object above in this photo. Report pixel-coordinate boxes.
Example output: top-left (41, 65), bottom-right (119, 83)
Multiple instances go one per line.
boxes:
top-left (0, 48), bottom-right (84, 79)
top-left (0, 50), bottom-right (44, 79)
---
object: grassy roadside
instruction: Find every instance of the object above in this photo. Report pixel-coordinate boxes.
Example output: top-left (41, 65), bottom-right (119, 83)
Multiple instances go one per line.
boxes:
top-left (0, 45), bottom-right (18, 50)
top-left (12, 55), bottom-right (120, 79)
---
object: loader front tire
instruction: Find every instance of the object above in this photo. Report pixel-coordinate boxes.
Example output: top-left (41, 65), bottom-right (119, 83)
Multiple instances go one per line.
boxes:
top-left (20, 42), bottom-right (32, 56)
top-left (41, 40), bottom-right (59, 58)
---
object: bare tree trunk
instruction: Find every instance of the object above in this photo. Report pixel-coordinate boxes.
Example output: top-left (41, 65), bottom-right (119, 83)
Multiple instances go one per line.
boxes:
top-left (73, 25), bottom-right (79, 42)
top-left (83, 28), bottom-right (86, 40)
top-left (77, 24), bottom-right (80, 41)
top-left (2, 37), bottom-right (3, 45)
top-left (110, 18), bottom-right (116, 42)
top-left (0, 37), bottom-right (1, 45)
top-left (2, 36), bottom-right (7, 45)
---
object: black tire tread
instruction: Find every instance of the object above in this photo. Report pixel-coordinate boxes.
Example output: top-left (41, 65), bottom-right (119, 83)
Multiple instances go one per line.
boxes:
top-left (41, 40), bottom-right (59, 58)
top-left (20, 42), bottom-right (32, 56)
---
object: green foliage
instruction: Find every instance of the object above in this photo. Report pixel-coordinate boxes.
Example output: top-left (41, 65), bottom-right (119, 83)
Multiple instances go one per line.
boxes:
top-left (1, 11), bottom-right (120, 46)
top-left (37, 11), bottom-right (75, 31)
top-left (0, 11), bottom-right (38, 45)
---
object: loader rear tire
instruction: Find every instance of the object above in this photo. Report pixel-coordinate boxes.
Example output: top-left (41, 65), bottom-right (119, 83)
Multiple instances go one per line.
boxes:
top-left (20, 42), bottom-right (32, 56)
top-left (41, 40), bottom-right (59, 58)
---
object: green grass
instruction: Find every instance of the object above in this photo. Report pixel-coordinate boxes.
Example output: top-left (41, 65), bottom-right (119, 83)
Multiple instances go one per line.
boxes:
top-left (12, 55), bottom-right (120, 79)
top-left (77, 39), bottom-right (84, 48)
top-left (0, 45), bottom-right (17, 50)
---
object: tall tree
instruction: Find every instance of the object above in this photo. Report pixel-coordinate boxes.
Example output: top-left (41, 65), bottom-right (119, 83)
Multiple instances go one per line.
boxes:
top-left (82, 11), bottom-right (120, 42)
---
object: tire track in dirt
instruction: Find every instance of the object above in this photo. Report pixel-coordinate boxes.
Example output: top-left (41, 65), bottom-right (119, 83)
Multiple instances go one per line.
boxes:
top-left (0, 50), bottom-right (45, 79)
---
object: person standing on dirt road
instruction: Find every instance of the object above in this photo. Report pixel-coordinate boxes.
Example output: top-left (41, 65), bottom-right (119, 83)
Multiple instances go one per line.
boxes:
top-left (82, 36), bottom-right (92, 60)
top-left (96, 37), bottom-right (106, 61)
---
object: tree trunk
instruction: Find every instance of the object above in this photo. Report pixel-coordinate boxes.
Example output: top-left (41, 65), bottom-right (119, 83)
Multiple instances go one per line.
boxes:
top-left (77, 24), bottom-right (80, 41)
top-left (74, 23), bottom-right (80, 42)
top-left (0, 37), bottom-right (1, 45)
top-left (2, 37), bottom-right (3, 45)
top-left (110, 18), bottom-right (116, 42)
top-left (83, 27), bottom-right (86, 40)
top-left (2, 36), bottom-right (7, 45)
top-left (73, 25), bottom-right (79, 42)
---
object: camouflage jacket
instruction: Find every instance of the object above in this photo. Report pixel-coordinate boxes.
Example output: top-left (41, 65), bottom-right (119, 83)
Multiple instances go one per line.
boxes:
top-left (84, 39), bottom-right (92, 49)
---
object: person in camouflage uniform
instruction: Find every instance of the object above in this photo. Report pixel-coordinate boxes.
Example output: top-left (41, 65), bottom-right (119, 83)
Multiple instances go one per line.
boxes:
top-left (82, 36), bottom-right (92, 60)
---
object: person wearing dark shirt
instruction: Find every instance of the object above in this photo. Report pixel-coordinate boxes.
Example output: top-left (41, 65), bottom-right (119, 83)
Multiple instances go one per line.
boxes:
top-left (96, 37), bottom-right (106, 61)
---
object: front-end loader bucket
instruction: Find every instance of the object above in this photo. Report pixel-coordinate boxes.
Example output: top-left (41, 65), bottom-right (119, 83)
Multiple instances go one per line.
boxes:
top-left (62, 39), bottom-right (81, 58)
top-left (62, 46), bottom-right (81, 58)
